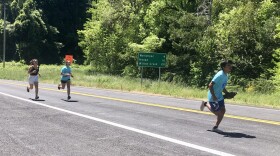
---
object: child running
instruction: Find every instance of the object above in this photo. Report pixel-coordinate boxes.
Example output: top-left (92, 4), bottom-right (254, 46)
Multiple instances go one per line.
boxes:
top-left (27, 59), bottom-right (40, 99)
top-left (200, 60), bottom-right (234, 132)
top-left (58, 60), bottom-right (73, 100)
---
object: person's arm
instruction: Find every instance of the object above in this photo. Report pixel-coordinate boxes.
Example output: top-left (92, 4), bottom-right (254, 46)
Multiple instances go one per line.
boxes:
top-left (209, 81), bottom-right (217, 101)
top-left (37, 67), bottom-right (40, 76)
top-left (28, 66), bottom-right (36, 74)
top-left (61, 72), bottom-right (71, 76)
top-left (69, 68), bottom-right (73, 77)
top-left (28, 66), bottom-right (32, 74)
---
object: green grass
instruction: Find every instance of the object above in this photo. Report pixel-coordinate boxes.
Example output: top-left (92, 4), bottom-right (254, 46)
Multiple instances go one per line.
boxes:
top-left (0, 61), bottom-right (279, 109)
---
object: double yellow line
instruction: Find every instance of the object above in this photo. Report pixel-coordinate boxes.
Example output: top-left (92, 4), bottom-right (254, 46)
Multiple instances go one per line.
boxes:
top-left (2, 81), bottom-right (280, 126)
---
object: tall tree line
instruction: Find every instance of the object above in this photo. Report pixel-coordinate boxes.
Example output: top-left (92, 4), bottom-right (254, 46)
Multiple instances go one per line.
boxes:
top-left (1, 0), bottom-right (280, 89)
top-left (79, 0), bottom-right (280, 88)
top-left (0, 0), bottom-right (91, 64)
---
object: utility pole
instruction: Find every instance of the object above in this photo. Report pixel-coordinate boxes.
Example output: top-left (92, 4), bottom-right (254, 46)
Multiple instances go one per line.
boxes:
top-left (197, 0), bottom-right (213, 25)
top-left (2, 0), bottom-right (6, 68)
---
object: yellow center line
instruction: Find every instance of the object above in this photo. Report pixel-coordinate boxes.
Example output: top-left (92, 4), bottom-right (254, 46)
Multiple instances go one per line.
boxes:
top-left (2, 81), bottom-right (280, 126)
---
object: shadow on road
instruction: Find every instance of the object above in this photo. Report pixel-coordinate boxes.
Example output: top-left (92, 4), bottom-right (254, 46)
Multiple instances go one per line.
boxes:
top-left (29, 98), bottom-right (45, 101)
top-left (61, 99), bottom-right (79, 102)
top-left (207, 130), bottom-right (256, 138)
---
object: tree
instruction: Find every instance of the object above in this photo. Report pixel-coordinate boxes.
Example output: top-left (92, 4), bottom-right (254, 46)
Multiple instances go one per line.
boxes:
top-left (0, 0), bottom-right (62, 63)
top-left (66, 0), bottom-right (280, 89)
top-left (36, 0), bottom-right (91, 64)
top-left (13, 0), bottom-right (61, 64)
top-left (213, 0), bottom-right (279, 83)
top-left (79, 0), bottom-right (154, 74)
top-left (0, 0), bottom-right (17, 61)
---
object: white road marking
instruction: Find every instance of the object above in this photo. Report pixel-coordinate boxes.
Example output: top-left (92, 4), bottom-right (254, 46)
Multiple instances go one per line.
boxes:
top-left (0, 92), bottom-right (235, 156)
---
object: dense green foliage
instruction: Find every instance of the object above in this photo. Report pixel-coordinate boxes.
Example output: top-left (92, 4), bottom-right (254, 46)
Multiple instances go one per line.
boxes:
top-left (35, 0), bottom-right (90, 64)
top-left (1, 0), bottom-right (280, 92)
top-left (0, 0), bottom-right (90, 63)
top-left (79, 0), bottom-right (280, 89)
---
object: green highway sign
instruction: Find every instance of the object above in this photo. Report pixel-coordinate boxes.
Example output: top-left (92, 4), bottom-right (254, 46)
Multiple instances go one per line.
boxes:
top-left (138, 52), bottom-right (166, 68)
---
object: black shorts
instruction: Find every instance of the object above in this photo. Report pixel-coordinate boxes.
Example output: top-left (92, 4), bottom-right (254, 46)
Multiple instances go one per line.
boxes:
top-left (61, 79), bottom-right (70, 84)
top-left (209, 99), bottom-right (225, 112)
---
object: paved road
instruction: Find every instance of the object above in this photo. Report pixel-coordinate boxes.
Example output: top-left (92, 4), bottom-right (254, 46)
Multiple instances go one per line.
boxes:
top-left (0, 79), bottom-right (279, 156)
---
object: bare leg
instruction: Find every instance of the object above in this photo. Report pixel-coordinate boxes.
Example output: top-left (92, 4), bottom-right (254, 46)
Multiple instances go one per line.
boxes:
top-left (61, 83), bottom-right (66, 89)
top-left (29, 84), bottom-right (34, 90)
top-left (205, 103), bottom-right (212, 111)
top-left (67, 81), bottom-right (71, 97)
top-left (215, 107), bottom-right (226, 127)
top-left (204, 102), bottom-right (218, 115)
top-left (34, 82), bottom-right (39, 98)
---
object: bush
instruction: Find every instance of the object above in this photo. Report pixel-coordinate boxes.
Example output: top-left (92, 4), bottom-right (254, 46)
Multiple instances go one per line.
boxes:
top-left (122, 65), bottom-right (138, 77)
top-left (246, 78), bottom-right (276, 94)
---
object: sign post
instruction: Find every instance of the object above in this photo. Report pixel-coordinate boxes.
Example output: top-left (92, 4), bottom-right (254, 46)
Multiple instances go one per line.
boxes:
top-left (2, 0), bottom-right (6, 68)
top-left (137, 52), bottom-right (167, 87)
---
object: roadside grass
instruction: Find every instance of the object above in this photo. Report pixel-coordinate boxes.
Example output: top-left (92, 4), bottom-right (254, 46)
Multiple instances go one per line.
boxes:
top-left (0, 62), bottom-right (279, 109)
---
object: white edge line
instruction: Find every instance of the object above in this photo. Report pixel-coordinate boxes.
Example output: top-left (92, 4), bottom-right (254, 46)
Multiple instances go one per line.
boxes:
top-left (0, 91), bottom-right (235, 156)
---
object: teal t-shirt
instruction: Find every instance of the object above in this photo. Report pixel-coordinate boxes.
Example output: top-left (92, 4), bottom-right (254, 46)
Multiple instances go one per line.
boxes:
top-left (61, 66), bottom-right (72, 81)
top-left (208, 70), bottom-right (228, 102)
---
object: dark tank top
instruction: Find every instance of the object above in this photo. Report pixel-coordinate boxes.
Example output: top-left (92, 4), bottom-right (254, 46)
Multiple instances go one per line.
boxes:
top-left (30, 66), bottom-right (39, 75)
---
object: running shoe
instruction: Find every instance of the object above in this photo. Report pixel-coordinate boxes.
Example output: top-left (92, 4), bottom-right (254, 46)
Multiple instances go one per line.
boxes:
top-left (67, 96), bottom-right (71, 100)
top-left (212, 126), bottom-right (223, 133)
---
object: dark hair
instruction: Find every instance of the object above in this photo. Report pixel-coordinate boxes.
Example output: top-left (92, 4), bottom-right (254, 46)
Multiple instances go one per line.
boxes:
top-left (220, 60), bottom-right (233, 69)
top-left (30, 59), bottom-right (38, 65)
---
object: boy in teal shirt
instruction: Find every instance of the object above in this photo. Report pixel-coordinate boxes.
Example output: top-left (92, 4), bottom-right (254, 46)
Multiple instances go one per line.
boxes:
top-left (200, 60), bottom-right (234, 132)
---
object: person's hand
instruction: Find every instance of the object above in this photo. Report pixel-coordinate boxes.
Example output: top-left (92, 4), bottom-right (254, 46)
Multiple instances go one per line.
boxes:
top-left (213, 96), bottom-right (218, 102)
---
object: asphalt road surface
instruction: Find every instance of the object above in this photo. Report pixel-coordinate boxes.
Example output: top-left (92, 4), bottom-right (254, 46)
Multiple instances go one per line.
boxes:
top-left (0, 79), bottom-right (279, 156)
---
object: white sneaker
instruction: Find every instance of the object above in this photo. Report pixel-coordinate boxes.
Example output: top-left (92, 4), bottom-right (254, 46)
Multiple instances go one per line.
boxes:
top-left (200, 101), bottom-right (206, 111)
